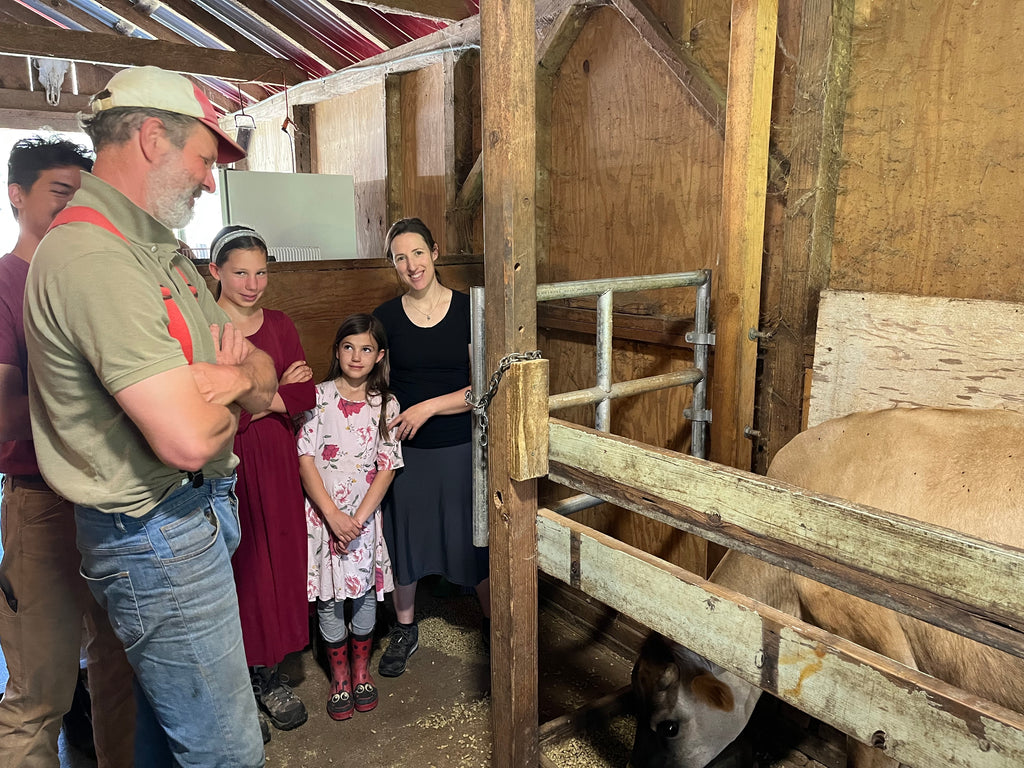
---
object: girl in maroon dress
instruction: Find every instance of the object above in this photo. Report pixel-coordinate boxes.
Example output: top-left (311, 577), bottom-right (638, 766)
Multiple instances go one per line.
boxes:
top-left (209, 225), bottom-right (315, 739)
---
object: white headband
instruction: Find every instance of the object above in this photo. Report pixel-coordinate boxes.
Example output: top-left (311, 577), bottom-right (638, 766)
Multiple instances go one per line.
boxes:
top-left (210, 227), bottom-right (267, 264)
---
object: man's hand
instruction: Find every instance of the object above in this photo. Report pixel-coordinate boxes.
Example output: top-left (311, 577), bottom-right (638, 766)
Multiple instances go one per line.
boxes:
top-left (210, 323), bottom-right (253, 366)
top-left (190, 362), bottom-right (243, 406)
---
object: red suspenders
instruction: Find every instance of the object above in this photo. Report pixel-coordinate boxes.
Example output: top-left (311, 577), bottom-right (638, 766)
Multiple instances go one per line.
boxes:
top-left (48, 207), bottom-right (198, 364)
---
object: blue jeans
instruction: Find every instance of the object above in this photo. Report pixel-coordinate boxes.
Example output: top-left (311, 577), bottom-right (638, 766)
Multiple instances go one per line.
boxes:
top-left (75, 475), bottom-right (265, 768)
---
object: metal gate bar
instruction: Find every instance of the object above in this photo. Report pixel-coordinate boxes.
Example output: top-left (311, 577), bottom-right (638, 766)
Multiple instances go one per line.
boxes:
top-left (472, 270), bottom-right (714, 541)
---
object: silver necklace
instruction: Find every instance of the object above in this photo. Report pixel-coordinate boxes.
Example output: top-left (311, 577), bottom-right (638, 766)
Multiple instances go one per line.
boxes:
top-left (406, 289), bottom-right (445, 321)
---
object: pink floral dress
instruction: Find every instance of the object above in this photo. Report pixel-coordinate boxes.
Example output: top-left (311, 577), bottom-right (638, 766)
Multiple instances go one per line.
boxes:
top-left (298, 381), bottom-right (402, 602)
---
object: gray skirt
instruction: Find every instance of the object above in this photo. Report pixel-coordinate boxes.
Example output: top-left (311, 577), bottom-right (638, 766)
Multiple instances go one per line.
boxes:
top-left (382, 441), bottom-right (489, 587)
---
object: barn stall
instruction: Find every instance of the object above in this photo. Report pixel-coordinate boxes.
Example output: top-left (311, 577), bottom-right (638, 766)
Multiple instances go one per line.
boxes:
top-left (4, 0), bottom-right (1024, 766)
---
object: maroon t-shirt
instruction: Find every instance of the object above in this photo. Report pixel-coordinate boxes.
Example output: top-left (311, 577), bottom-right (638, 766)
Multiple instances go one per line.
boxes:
top-left (0, 252), bottom-right (39, 475)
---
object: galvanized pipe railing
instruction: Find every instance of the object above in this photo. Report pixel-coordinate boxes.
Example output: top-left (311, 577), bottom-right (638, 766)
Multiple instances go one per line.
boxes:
top-left (471, 286), bottom-right (488, 546)
top-left (472, 270), bottom-right (714, 536)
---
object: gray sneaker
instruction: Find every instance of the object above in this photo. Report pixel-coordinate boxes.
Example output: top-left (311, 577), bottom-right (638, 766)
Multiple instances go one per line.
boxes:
top-left (378, 623), bottom-right (419, 677)
top-left (252, 666), bottom-right (308, 731)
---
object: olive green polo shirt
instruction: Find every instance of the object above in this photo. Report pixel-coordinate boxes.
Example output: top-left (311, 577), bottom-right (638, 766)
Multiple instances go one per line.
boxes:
top-left (24, 172), bottom-right (237, 517)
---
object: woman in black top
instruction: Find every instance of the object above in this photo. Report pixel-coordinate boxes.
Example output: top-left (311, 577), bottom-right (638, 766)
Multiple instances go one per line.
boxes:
top-left (372, 218), bottom-right (490, 677)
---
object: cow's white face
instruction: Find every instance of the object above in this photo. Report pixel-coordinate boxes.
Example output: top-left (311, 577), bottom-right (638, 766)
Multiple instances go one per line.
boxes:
top-left (630, 634), bottom-right (761, 768)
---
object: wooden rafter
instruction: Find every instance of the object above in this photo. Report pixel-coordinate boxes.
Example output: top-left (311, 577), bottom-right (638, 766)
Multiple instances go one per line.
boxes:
top-left (47, 0), bottom-right (196, 44)
top-left (128, 0), bottom-right (271, 57)
top-left (234, 0), bottom-right (572, 119)
top-left (320, 1), bottom-right (408, 49)
top-left (0, 22), bottom-right (307, 85)
top-left (225, 0), bottom-right (350, 72)
top-left (337, 0), bottom-right (476, 22)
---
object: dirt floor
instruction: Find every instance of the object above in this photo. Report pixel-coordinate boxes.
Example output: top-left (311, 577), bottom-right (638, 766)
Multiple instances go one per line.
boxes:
top-left (10, 576), bottom-right (847, 768)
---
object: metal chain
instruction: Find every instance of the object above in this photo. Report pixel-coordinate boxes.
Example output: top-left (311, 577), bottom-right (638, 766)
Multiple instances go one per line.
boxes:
top-left (466, 350), bottom-right (542, 447)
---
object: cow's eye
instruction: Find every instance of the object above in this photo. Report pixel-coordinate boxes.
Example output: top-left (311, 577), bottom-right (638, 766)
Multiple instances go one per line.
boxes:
top-left (656, 719), bottom-right (680, 738)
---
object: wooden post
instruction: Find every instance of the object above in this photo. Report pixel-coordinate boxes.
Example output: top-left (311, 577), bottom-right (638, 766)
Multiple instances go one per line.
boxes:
top-left (755, 0), bottom-right (853, 472)
top-left (292, 104), bottom-right (314, 174)
top-left (711, 0), bottom-right (778, 470)
top-left (384, 73), bottom-right (405, 228)
top-left (480, 0), bottom-right (540, 764)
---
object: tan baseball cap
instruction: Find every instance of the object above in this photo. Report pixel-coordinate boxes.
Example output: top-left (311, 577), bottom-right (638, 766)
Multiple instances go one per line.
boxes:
top-left (91, 66), bottom-right (246, 164)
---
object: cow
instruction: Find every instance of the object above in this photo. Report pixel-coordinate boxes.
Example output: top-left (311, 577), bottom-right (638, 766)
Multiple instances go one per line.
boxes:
top-left (630, 407), bottom-right (1024, 768)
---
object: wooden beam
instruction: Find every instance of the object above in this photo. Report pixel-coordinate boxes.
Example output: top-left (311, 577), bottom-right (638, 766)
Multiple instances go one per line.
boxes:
top-left (755, 0), bottom-right (852, 472)
top-left (0, 22), bottom-right (307, 85)
top-left (537, 304), bottom-right (694, 348)
top-left (67, 0), bottom-right (192, 44)
top-left (610, 0), bottom-right (725, 134)
top-left (292, 103), bottom-right (314, 173)
top-left (30, 3), bottom-right (114, 33)
top-left (547, 420), bottom-right (1024, 659)
top-left (536, 509), bottom-right (1024, 768)
top-left (334, 0), bottom-right (477, 22)
top-left (0, 107), bottom-right (82, 132)
top-left (383, 72), bottom-right (404, 227)
top-left (226, 0), bottom-right (350, 72)
top-left (445, 48), bottom-right (478, 254)
top-left (235, 0), bottom-right (573, 118)
top-left (0, 87), bottom-right (91, 113)
top-left (481, 0), bottom-right (539, 764)
top-left (710, 0), bottom-right (777, 471)
top-left (319, 1), bottom-right (409, 49)
top-left (133, 0), bottom-right (272, 57)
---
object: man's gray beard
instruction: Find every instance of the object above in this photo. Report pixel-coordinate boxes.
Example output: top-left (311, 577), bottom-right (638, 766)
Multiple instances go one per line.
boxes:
top-left (147, 156), bottom-right (202, 230)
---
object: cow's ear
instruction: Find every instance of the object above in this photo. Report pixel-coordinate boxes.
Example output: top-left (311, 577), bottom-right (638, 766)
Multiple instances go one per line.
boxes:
top-left (691, 673), bottom-right (735, 712)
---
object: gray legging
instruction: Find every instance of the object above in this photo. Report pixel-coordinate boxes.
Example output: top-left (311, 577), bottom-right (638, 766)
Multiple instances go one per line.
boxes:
top-left (317, 593), bottom-right (376, 643)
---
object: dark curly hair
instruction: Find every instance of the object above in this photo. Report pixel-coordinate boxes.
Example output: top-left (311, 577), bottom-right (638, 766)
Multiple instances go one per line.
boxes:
top-left (7, 135), bottom-right (93, 219)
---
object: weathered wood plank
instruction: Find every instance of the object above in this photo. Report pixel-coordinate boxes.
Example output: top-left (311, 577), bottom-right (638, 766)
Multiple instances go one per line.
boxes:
top-left (537, 303), bottom-right (693, 348)
top-left (0, 22), bottom-right (306, 85)
top-left (547, 419), bottom-right (1024, 657)
top-left (506, 358), bottom-right (550, 481)
top-left (711, 0), bottom-right (777, 471)
top-left (810, 290), bottom-right (1024, 427)
top-left (481, 0), bottom-right (540, 762)
top-left (537, 509), bottom-right (1024, 768)
top-left (0, 87), bottom-right (90, 114)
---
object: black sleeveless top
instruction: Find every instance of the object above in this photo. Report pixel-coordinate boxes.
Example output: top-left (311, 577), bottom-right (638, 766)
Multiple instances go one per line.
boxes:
top-left (373, 290), bottom-right (471, 448)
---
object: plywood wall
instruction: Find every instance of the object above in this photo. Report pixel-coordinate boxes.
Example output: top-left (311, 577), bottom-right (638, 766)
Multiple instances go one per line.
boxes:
top-left (392, 61), bottom-right (451, 255)
top-left (832, 0), bottom-right (1024, 303)
top-left (542, 5), bottom-right (725, 574)
top-left (313, 83), bottom-right (388, 259)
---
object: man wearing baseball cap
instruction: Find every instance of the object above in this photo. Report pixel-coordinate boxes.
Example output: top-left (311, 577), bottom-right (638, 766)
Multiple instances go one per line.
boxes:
top-left (24, 66), bottom-right (275, 766)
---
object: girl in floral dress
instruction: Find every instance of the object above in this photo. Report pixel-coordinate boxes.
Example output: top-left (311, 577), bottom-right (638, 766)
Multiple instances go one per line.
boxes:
top-left (297, 314), bottom-right (402, 721)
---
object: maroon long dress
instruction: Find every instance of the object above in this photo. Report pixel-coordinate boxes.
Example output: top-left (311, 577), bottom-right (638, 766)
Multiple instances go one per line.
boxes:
top-left (232, 308), bottom-right (315, 667)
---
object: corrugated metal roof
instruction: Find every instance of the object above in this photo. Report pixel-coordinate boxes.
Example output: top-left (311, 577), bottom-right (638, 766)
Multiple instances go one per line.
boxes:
top-left (1, 0), bottom-right (480, 112)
